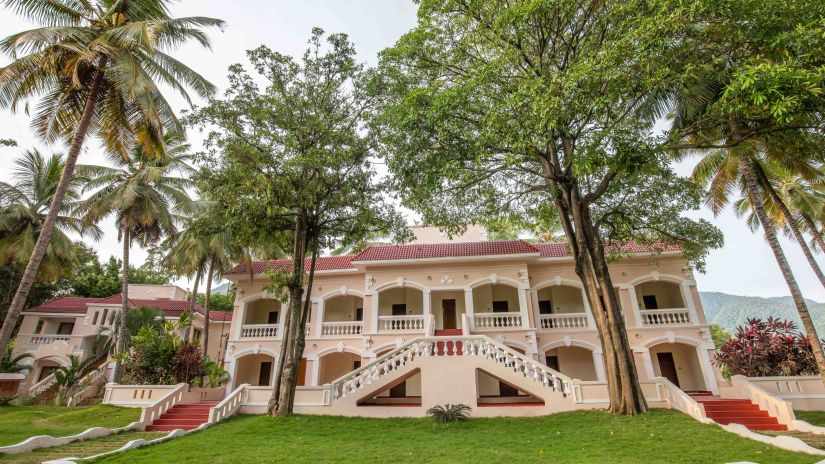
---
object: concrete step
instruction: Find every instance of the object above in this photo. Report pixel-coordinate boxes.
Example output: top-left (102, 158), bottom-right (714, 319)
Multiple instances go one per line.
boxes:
top-left (153, 418), bottom-right (208, 426)
top-left (159, 412), bottom-right (210, 420)
top-left (146, 424), bottom-right (201, 431)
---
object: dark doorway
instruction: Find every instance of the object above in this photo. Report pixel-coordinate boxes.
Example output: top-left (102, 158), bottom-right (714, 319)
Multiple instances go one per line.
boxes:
top-left (538, 300), bottom-right (553, 315)
top-left (499, 381), bottom-right (519, 396)
top-left (442, 299), bottom-right (457, 329)
top-left (57, 322), bottom-right (74, 335)
top-left (391, 304), bottom-right (407, 316)
top-left (355, 307), bottom-right (363, 321)
top-left (389, 381), bottom-right (406, 398)
top-left (657, 352), bottom-right (679, 387)
top-left (546, 355), bottom-right (560, 371)
top-left (642, 295), bottom-right (659, 310)
top-left (492, 301), bottom-right (509, 313)
top-left (38, 366), bottom-right (57, 382)
top-left (267, 311), bottom-right (279, 324)
top-left (258, 361), bottom-right (272, 386)
top-left (297, 359), bottom-right (308, 386)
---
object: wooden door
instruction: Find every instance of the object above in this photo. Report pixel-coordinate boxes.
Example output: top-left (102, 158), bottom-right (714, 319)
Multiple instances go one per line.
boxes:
top-left (297, 359), bottom-right (307, 387)
top-left (538, 300), bottom-right (553, 315)
top-left (258, 361), bottom-right (272, 386)
top-left (656, 352), bottom-right (679, 387)
top-left (442, 299), bottom-right (457, 329)
top-left (391, 304), bottom-right (407, 316)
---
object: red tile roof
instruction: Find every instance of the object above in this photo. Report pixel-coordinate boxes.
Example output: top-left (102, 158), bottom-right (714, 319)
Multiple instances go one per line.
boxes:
top-left (25, 296), bottom-right (104, 314)
top-left (352, 240), bottom-right (540, 262)
top-left (533, 241), bottom-right (682, 258)
top-left (225, 255), bottom-right (356, 276)
top-left (25, 294), bottom-right (231, 322)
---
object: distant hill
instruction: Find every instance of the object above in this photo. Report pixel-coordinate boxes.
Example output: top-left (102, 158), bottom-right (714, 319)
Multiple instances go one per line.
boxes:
top-left (212, 282), bottom-right (231, 295)
top-left (699, 291), bottom-right (825, 336)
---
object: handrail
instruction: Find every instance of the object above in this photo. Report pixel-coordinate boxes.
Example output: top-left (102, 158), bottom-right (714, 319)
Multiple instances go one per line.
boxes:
top-left (138, 383), bottom-right (187, 426)
top-left (209, 384), bottom-right (249, 424)
top-left (28, 373), bottom-right (57, 397)
top-left (655, 377), bottom-right (708, 422)
top-left (329, 335), bottom-right (573, 400)
top-left (67, 367), bottom-right (107, 407)
top-left (730, 375), bottom-right (796, 425)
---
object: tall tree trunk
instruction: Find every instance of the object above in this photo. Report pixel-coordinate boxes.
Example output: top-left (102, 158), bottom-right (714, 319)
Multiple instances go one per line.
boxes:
top-left (184, 268), bottom-right (202, 342)
top-left (268, 213), bottom-right (309, 416)
top-left (740, 155), bottom-right (825, 385)
top-left (755, 167), bottom-right (825, 289)
top-left (112, 226), bottom-right (130, 383)
top-left (0, 67), bottom-right (105, 351)
top-left (802, 214), bottom-right (825, 255)
top-left (203, 256), bottom-right (216, 359)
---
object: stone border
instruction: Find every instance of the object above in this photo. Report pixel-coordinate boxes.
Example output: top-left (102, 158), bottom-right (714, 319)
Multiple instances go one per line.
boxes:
top-left (792, 419), bottom-right (825, 436)
top-left (43, 422), bottom-right (215, 463)
top-left (721, 423), bottom-right (825, 457)
top-left (0, 421), bottom-right (142, 455)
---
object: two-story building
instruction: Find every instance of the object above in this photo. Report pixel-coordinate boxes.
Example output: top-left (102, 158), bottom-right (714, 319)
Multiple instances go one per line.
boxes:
top-left (12, 284), bottom-right (230, 393)
top-left (223, 227), bottom-right (720, 414)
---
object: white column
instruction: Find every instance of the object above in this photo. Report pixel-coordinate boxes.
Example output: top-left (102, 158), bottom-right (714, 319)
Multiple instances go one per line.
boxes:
top-left (592, 349), bottom-right (606, 381)
top-left (625, 286), bottom-right (644, 327)
top-left (313, 298), bottom-right (325, 338)
top-left (309, 355), bottom-right (320, 386)
top-left (697, 345), bottom-right (719, 394)
top-left (226, 358), bottom-right (237, 391)
top-left (581, 288), bottom-right (596, 329)
top-left (276, 302), bottom-right (288, 340)
top-left (518, 287), bottom-right (530, 329)
top-left (369, 292), bottom-right (379, 334)
top-left (423, 288), bottom-right (432, 332)
top-left (464, 288), bottom-right (475, 331)
top-left (681, 282), bottom-right (699, 324)
top-left (634, 347), bottom-right (656, 380)
top-left (233, 301), bottom-right (246, 340)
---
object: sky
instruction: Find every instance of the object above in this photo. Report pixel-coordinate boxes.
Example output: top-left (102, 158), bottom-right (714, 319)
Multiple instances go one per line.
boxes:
top-left (1, 0), bottom-right (824, 302)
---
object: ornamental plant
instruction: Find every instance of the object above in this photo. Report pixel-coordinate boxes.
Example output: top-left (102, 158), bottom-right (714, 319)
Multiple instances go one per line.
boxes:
top-left (714, 318), bottom-right (818, 377)
top-left (426, 404), bottom-right (472, 424)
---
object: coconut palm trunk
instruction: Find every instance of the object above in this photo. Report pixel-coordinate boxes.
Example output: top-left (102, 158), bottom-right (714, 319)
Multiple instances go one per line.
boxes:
top-left (740, 155), bottom-right (825, 385)
top-left (113, 226), bottom-right (130, 382)
top-left (184, 268), bottom-right (202, 342)
top-left (802, 214), bottom-right (825, 254)
top-left (203, 257), bottom-right (216, 358)
top-left (0, 68), bottom-right (105, 351)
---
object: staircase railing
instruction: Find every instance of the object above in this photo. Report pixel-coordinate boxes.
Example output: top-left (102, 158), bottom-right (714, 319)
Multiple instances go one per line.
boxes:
top-left (209, 384), bottom-right (249, 424)
top-left (729, 375), bottom-right (796, 425)
top-left (28, 373), bottom-right (57, 398)
top-left (330, 335), bottom-right (572, 401)
top-left (138, 383), bottom-right (187, 426)
top-left (655, 377), bottom-right (708, 422)
top-left (66, 367), bottom-right (107, 407)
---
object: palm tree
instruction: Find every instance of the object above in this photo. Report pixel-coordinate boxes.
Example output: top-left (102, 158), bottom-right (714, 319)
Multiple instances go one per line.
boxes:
top-left (93, 306), bottom-right (165, 356)
top-left (78, 136), bottom-right (194, 380)
top-left (0, 0), bottom-right (224, 352)
top-left (53, 355), bottom-right (97, 405)
top-left (0, 342), bottom-right (32, 374)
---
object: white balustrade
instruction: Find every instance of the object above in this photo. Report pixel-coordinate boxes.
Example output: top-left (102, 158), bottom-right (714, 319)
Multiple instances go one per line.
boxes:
top-left (539, 313), bottom-right (589, 329)
top-left (209, 384), bottom-right (249, 424)
top-left (640, 308), bottom-right (690, 325)
top-left (138, 383), bottom-right (188, 426)
top-left (329, 335), bottom-right (572, 401)
top-left (473, 312), bottom-right (522, 329)
top-left (240, 324), bottom-right (279, 338)
top-left (28, 373), bottom-right (57, 397)
top-left (24, 334), bottom-right (72, 347)
top-left (378, 315), bottom-right (425, 332)
top-left (321, 321), bottom-right (363, 336)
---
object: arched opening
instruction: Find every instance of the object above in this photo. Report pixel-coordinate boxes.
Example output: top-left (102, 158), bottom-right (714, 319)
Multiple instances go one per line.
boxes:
top-left (30, 357), bottom-right (64, 384)
top-left (377, 287), bottom-right (424, 332)
top-left (431, 290), bottom-right (465, 331)
top-left (634, 281), bottom-right (689, 325)
top-left (472, 284), bottom-right (522, 329)
top-left (317, 351), bottom-right (362, 385)
top-left (322, 295), bottom-right (364, 336)
top-left (241, 298), bottom-right (280, 338)
top-left (543, 346), bottom-right (598, 381)
top-left (649, 342), bottom-right (707, 392)
top-left (536, 285), bottom-right (589, 329)
top-left (234, 353), bottom-right (276, 386)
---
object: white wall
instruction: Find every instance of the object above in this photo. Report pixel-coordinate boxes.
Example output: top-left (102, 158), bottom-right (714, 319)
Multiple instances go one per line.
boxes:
top-left (378, 287), bottom-right (424, 316)
top-left (536, 286), bottom-right (585, 313)
top-left (635, 282), bottom-right (684, 309)
top-left (473, 284), bottom-right (519, 313)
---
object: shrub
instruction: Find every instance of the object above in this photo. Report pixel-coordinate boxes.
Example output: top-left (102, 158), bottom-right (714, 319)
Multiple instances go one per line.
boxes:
top-left (0, 395), bottom-right (17, 406)
top-left (426, 403), bottom-right (472, 423)
top-left (714, 317), bottom-right (818, 377)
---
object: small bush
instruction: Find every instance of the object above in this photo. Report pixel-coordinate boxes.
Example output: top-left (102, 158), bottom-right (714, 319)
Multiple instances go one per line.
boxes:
top-left (426, 403), bottom-right (471, 423)
top-left (715, 317), bottom-right (819, 377)
top-left (0, 395), bottom-right (17, 406)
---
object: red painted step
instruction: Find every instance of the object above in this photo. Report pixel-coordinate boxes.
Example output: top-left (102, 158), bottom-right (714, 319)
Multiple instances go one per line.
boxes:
top-left (145, 401), bottom-right (217, 431)
top-left (433, 329), bottom-right (463, 337)
top-left (689, 395), bottom-right (786, 431)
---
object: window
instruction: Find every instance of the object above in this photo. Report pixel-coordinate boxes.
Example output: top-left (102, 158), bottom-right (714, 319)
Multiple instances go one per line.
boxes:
top-left (492, 301), bottom-right (509, 313)
top-left (101, 309), bottom-right (109, 325)
top-left (355, 307), bottom-right (363, 321)
top-left (57, 322), bottom-right (74, 335)
top-left (192, 329), bottom-right (202, 343)
top-left (642, 295), bottom-right (659, 310)
top-left (34, 320), bottom-right (43, 334)
top-left (353, 360), bottom-right (361, 370)
top-left (538, 300), bottom-right (553, 315)
top-left (91, 312), bottom-right (99, 325)
top-left (391, 304), bottom-right (407, 316)
top-left (267, 311), bottom-right (279, 324)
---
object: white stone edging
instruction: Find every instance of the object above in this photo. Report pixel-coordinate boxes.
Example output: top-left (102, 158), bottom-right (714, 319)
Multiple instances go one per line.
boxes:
top-left (791, 419), bottom-right (825, 436)
top-left (720, 423), bottom-right (825, 457)
top-left (0, 421), bottom-right (142, 455)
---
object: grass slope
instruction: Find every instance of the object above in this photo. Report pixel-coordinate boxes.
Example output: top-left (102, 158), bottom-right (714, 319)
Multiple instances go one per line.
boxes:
top-left (0, 405), bottom-right (140, 447)
top-left (91, 410), bottom-right (816, 464)
top-left (0, 431), bottom-right (164, 464)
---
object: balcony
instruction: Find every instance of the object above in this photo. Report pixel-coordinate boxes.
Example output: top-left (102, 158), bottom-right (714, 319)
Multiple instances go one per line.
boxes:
top-left (378, 315), bottom-right (424, 332)
top-left (473, 312), bottom-right (522, 329)
top-left (240, 324), bottom-right (279, 339)
top-left (640, 308), bottom-right (690, 326)
top-left (321, 321), bottom-right (363, 336)
top-left (23, 334), bottom-right (72, 349)
top-left (539, 313), bottom-right (589, 330)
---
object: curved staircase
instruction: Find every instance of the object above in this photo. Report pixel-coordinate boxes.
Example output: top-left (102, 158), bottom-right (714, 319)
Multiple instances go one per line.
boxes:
top-left (691, 394), bottom-right (786, 431)
top-left (146, 401), bottom-right (219, 431)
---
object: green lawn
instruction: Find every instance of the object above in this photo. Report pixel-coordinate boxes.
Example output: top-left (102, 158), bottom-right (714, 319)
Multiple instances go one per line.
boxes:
top-left (0, 405), bottom-right (140, 447)
top-left (90, 410), bottom-right (817, 464)
top-left (795, 410), bottom-right (825, 427)
top-left (0, 431), bottom-right (164, 464)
